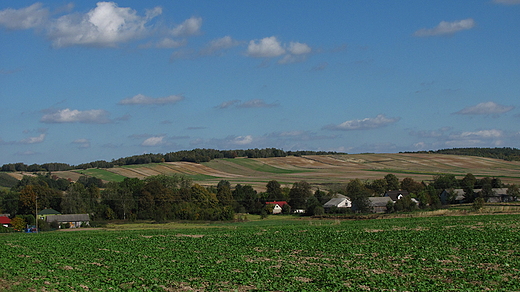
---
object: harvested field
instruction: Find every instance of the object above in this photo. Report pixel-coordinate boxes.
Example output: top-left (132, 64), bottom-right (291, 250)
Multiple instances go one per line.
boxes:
top-left (47, 153), bottom-right (520, 190)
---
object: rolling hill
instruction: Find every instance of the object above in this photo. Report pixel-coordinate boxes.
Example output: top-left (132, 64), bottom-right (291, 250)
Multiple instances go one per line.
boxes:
top-left (33, 153), bottom-right (520, 191)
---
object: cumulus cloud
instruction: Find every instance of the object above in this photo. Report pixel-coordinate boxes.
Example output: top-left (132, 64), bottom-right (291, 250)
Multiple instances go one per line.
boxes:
top-left (171, 16), bottom-right (202, 37)
top-left (118, 94), bottom-right (184, 105)
top-left (246, 36), bottom-right (286, 58)
top-left (0, 3), bottom-right (49, 30)
top-left (200, 36), bottom-right (241, 55)
top-left (455, 101), bottom-right (514, 115)
top-left (323, 114), bottom-right (400, 131)
top-left (20, 133), bottom-right (46, 144)
top-left (414, 18), bottom-right (475, 37)
top-left (72, 138), bottom-right (91, 148)
top-left (41, 108), bottom-right (111, 123)
top-left (493, 0), bottom-right (520, 4)
top-left (47, 2), bottom-right (162, 48)
top-left (142, 136), bottom-right (164, 146)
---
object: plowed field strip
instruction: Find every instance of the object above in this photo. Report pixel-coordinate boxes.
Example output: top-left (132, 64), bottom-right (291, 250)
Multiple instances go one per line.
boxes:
top-left (164, 162), bottom-right (242, 178)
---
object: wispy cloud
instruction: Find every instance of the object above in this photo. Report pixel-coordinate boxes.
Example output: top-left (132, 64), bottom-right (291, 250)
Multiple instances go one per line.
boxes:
top-left (20, 133), bottom-right (46, 144)
top-left (142, 136), bottom-right (165, 146)
top-left (446, 129), bottom-right (505, 147)
top-left (215, 100), bottom-right (241, 109)
top-left (414, 18), bottom-right (475, 37)
top-left (238, 99), bottom-right (279, 108)
top-left (41, 108), bottom-right (111, 124)
top-left (118, 94), bottom-right (184, 105)
top-left (171, 16), bottom-right (202, 37)
top-left (72, 138), bottom-right (91, 148)
top-left (200, 36), bottom-right (241, 55)
top-left (0, 3), bottom-right (49, 30)
top-left (216, 99), bottom-right (279, 109)
top-left (455, 101), bottom-right (514, 115)
top-left (323, 114), bottom-right (400, 131)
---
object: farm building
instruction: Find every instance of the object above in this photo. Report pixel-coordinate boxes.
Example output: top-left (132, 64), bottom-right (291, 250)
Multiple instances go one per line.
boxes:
top-left (265, 201), bottom-right (289, 214)
top-left (369, 197), bottom-right (393, 213)
top-left (0, 216), bottom-right (10, 227)
top-left (45, 214), bottom-right (90, 228)
top-left (383, 190), bottom-right (410, 202)
top-left (38, 209), bottom-right (61, 221)
top-left (323, 194), bottom-right (351, 211)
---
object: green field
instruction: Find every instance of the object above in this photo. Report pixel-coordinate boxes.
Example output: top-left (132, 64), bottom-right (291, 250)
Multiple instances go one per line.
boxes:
top-left (1, 214), bottom-right (520, 291)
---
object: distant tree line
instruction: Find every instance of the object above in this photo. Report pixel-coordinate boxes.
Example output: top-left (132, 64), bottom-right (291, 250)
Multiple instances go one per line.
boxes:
top-left (0, 148), bottom-right (343, 172)
top-left (403, 147), bottom-right (520, 161)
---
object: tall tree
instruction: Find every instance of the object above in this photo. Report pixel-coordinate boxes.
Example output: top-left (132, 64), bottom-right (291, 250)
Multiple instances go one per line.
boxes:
top-left (384, 174), bottom-right (399, 191)
top-left (265, 180), bottom-right (283, 201)
top-left (347, 179), bottom-right (371, 213)
top-left (288, 181), bottom-right (312, 209)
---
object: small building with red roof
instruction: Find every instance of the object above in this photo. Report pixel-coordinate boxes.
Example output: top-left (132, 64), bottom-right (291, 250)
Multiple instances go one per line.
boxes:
top-left (265, 201), bottom-right (289, 214)
top-left (0, 216), bottom-right (11, 227)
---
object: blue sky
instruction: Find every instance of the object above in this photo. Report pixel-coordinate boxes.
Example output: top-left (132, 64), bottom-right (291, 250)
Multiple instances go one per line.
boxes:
top-left (1, 0), bottom-right (519, 165)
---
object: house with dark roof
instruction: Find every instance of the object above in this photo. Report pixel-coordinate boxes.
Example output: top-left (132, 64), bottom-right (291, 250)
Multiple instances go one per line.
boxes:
top-left (38, 209), bottom-right (61, 221)
top-left (383, 190), bottom-right (410, 202)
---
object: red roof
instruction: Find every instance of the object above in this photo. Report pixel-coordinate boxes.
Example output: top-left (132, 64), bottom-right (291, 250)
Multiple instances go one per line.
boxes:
top-left (0, 216), bottom-right (10, 224)
top-left (266, 201), bottom-right (289, 207)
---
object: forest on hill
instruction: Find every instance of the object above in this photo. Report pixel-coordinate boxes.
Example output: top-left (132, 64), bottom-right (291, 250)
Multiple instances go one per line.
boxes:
top-left (0, 148), bottom-right (341, 172)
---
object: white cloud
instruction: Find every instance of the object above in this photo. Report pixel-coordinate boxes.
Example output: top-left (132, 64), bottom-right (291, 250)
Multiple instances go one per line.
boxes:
top-left (287, 42), bottom-right (311, 55)
top-left (142, 136), bottom-right (164, 146)
top-left (201, 36), bottom-right (241, 55)
top-left (493, 0), bottom-right (520, 4)
top-left (445, 129), bottom-right (505, 147)
top-left (0, 3), bottom-right (49, 30)
top-left (455, 129), bottom-right (503, 139)
top-left (455, 101), bottom-right (514, 115)
top-left (72, 138), bottom-right (91, 148)
top-left (119, 94), bottom-right (184, 105)
top-left (20, 133), bottom-right (46, 144)
top-left (414, 18), bottom-right (475, 37)
top-left (41, 108), bottom-right (111, 123)
top-left (323, 114), bottom-right (400, 131)
top-left (48, 2), bottom-right (162, 48)
top-left (246, 36), bottom-right (286, 58)
top-left (171, 16), bottom-right (202, 37)
top-left (230, 135), bottom-right (253, 145)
